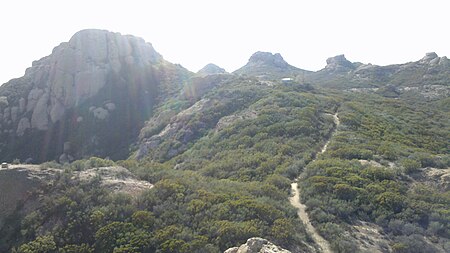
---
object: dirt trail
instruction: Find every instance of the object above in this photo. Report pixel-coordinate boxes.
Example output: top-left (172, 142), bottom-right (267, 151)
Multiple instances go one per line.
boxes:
top-left (289, 113), bottom-right (339, 253)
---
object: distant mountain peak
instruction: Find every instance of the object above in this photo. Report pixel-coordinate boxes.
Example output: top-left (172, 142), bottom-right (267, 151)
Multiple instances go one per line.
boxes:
top-left (234, 51), bottom-right (306, 79)
top-left (197, 63), bottom-right (227, 76)
top-left (325, 54), bottom-right (355, 70)
top-left (421, 52), bottom-right (438, 61)
top-left (248, 51), bottom-right (290, 69)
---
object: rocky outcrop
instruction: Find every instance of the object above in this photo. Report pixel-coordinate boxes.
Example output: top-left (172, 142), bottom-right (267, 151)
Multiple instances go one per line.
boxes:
top-left (0, 164), bottom-right (152, 227)
top-left (224, 238), bottom-right (291, 253)
top-left (234, 51), bottom-right (307, 80)
top-left (324, 54), bottom-right (355, 73)
top-left (137, 98), bottom-right (213, 160)
top-left (197, 63), bottom-right (227, 76)
top-left (0, 29), bottom-right (191, 162)
top-left (420, 52), bottom-right (439, 63)
top-left (22, 29), bottom-right (161, 124)
top-left (248, 52), bottom-right (290, 69)
top-left (75, 166), bottom-right (153, 195)
top-left (216, 109), bottom-right (258, 131)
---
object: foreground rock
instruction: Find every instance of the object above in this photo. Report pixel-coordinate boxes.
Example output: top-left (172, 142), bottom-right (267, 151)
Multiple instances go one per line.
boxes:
top-left (224, 238), bottom-right (291, 253)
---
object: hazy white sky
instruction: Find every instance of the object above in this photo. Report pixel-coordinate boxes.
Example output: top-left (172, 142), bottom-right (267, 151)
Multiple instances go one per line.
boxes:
top-left (1, 0), bottom-right (449, 84)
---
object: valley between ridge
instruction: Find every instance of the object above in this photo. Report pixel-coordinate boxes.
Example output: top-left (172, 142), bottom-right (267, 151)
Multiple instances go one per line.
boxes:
top-left (289, 113), bottom-right (339, 253)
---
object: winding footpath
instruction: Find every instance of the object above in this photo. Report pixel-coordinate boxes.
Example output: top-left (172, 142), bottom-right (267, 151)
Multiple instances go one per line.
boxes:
top-left (289, 113), bottom-right (339, 253)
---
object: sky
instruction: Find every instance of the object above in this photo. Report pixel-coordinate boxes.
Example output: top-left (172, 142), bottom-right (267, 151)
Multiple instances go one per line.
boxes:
top-left (1, 0), bottom-right (449, 85)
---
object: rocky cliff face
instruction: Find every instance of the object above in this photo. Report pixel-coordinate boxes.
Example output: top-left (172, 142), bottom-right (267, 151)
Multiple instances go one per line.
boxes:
top-left (324, 54), bottom-right (356, 73)
top-left (0, 29), bottom-right (191, 162)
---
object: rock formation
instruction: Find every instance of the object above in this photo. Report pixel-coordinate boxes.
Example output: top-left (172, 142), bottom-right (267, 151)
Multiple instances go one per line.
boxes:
top-left (0, 29), bottom-right (191, 162)
top-left (324, 54), bottom-right (355, 72)
top-left (224, 238), bottom-right (291, 253)
top-left (234, 51), bottom-right (307, 80)
top-left (247, 52), bottom-right (290, 69)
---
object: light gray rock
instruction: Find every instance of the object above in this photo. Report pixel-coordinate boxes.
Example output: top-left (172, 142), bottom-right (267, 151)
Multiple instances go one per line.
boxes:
top-left (104, 102), bottom-right (116, 111)
top-left (16, 117), bottom-right (31, 136)
top-left (68, 30), bottom-right (108, 65)
top-left (92, 107), bottom-right (109, 120)
top-left (74, 67), bottom-right (107, 105)
top-left (19, 98), bottom-right (26, 113)
top-left (31, 93), bottom-right (49, 130)
top-left (3, 107), bottom-right (10, 121)
top-left (224, 238), bottom-right (291, 253)
top-left (63, 142), bottom-right (71, 153)
top-left (429, 57), bottom-right (440, 65)
top-left (19, 29), bottom-right (162, 131)
top-left (58, 153), bottom-right (74, 164)
top-left (224, 248), bottom-right (239, 253)
top-left (27, 88), bottom-right (44, 112)
top-left (421, 52), bottom-right (438, 63)
top-left (0, 29), bottom-right (173, 162)
top-left (439, 56), bottom-right (450, 67)
top-left (51, 69), bottom-right (75, 106)
top-left (10, 106), bottom-right (19, 122)
top-left (0, 96), bottom-right (8, 107)
top-left (248, 52), bottom-right (290, 69)
top-left (49, 100), bottom-right (65, 123)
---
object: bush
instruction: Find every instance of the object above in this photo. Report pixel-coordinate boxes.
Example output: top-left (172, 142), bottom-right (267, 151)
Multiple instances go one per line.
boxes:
top-left (401, 159), bottom-right (421, 174)
top-left (18, 235), bottom-right (57, 253)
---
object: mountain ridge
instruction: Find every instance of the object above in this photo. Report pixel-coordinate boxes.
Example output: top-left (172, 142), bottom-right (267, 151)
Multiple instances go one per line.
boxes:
top-left (0, 29), bottom-right (449, 253)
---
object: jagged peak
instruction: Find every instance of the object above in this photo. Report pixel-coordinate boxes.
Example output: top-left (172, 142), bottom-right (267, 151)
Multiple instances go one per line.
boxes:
top-left (419, 52), bottom-right (442, 66)
top-left (421, 52), bottom-right (438, 61)
top-left (325, 54), bottom-right (355, 70)
top-left (248, 51), bottom-right (289, 68)
top-left (197, 63), bottom-right (227, 76)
